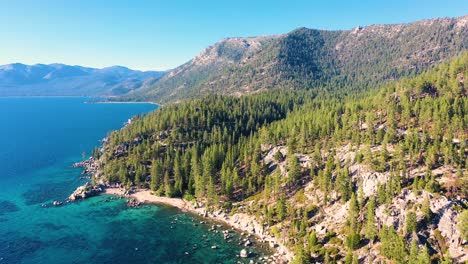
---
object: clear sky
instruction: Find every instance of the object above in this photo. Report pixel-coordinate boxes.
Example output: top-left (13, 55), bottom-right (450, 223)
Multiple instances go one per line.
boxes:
top-left (0, 0), bottom-right (466, 71)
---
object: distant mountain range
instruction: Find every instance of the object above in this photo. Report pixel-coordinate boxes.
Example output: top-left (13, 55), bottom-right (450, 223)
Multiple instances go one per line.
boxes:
top-left (0, 63), bottom-right (166, 96)
top-left (123, 15), bottom-right (467, 103)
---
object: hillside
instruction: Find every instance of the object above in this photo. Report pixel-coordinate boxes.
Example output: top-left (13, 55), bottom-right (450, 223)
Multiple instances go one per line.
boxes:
top-left (0, 63), bottom-right (165, 96)
top-left (123, 16), bottom-right (468, 103)
top-left (90, 53), bottom-right (467, 263)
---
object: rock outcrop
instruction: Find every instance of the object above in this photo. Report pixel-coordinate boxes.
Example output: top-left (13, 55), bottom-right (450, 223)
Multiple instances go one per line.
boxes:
top-left (68, 183), bottom-right (103, 201)
top-left (73, 157), bottom-right (99, 175)
top-left (375, 189), bottom-right (467, 262)
top-left (240, 248), bottom-right (249, 258)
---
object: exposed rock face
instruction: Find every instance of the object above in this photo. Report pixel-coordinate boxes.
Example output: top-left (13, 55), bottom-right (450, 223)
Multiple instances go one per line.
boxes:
top-left (351, 165), bottom-right (388, 197)
top-left (436, 201), bottom-right (467, 261)
top-left (375, 189), bottom-right (467, 262)
top-left (68, 183), bottom-right (103, 201)
top-left (335, 144), bottom-right (390, 198)
top-left (192, 37), bottom-right (266, 67)
top-left (375, 189), bottom-right (414, 230)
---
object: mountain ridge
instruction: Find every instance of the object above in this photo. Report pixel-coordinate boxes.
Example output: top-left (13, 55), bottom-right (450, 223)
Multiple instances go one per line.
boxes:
top-left (124, 15), bottom-right (467, 103)
top-left (0, 63), bottom-right (166, 97)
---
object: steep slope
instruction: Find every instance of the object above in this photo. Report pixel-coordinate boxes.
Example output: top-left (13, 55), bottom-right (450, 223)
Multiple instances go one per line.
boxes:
top-left (92, 53), bottom-right (467, 263)
top-left (126, 15), bottom-right (467, 103)
top-left (0, 63), bottom-right (165, 96)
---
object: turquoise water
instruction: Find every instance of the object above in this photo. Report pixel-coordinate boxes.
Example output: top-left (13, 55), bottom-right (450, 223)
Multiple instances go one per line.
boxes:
top-left (0, 98), bottom-right (268, 263)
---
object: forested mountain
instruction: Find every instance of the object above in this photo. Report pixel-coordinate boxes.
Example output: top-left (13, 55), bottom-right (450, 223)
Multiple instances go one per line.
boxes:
top-left (0, 63), bottom-right (165, 96)
top-left (123, 16), bottom-right (468, 103)
top-left (93, 52), bottom-right (468, 263)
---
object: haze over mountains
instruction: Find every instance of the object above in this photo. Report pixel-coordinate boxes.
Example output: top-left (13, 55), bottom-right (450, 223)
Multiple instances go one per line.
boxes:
top-left (124, 15), bottom-right (467, 103)
top-left (0, 63), bottom-right (165, 96)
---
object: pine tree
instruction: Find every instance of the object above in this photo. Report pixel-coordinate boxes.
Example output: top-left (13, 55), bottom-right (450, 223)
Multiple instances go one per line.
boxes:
top-left (264, 175), bottom-right (272, 202)
top-left (134, 167), bottom-right (142, 186)
top-left (193, 152), bottom-right (205, 199)
top-left (458, 209), bottom-right (468, 241)
top-left (299, 211), bottom-right (308, 237)
top-left (119, 164), bottom-right (128, 185)
top-left (422, 194), bottom-right (431, 222)
top-left (418, 245), bottom-right (430, 264)
top-left (313, 144), bottom-right (322, 167)
top-left (380, 225), bottom-right (408, 262)
top-left (308, 231), bottom-right (318, 253)
top-left (288, 154), bottom-right (300, 186)
top-left (164, 171), bottom-right (174, 197)
top-left (408, 239), bottom-right (419, 264)
top-left (265, 205), bottom-right (273, 226)
top-left (291, 246), bottom-right (307, 264)
top-left (425, 170), bottom-right (438, 193)
top-left (225, 177), bottom-right (234, 199)
top-left (150, 159), bottom-right (162, 191)
top-left (346, 193), bottom-right (361, 249)
top-left (406, 211), bottom-right (418, 235)
top-left (277, 196), bottom-right (287, 221)
top-left (337, 166), bottom-right (352, 203)
top-left (324, 250), bottom-right (330, 264)
top-left (173, 153), bottom-right (183, 196)
top-left (357, 181), bottom-right (365, 208)
top-left (365, 196), bottom-right (377, 241)
top-left (413, 176), bottom-right (420, 191)
top-left (273, 168), bottom-right (281, 200)
top-left (377, 182), bottom-right (387, 205)
top-left (345, 249), bottom-right (353, 264)
top-left (207, 176), bottom-right (218, 205)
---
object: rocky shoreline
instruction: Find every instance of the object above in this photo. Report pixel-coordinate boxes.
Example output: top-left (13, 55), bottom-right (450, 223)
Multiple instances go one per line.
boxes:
top-left (72, 157), bottom-right (99, 175)
top-left (103, 187), bottom-right (292, 263)
top-left (68, 159), bottom-right (293, 263)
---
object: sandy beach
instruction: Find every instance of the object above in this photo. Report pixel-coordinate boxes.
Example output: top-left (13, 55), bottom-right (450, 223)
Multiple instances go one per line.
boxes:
top-left (104, 188), bottom-right (191, 210)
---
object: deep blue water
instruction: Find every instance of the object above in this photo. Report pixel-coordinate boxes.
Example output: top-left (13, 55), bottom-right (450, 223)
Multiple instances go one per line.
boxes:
top-left (0, 97), bottom-right (268, 263)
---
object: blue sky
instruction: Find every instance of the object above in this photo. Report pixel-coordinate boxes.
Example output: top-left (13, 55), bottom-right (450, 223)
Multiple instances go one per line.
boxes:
top-left (0, 0), bottom-right (466, 71)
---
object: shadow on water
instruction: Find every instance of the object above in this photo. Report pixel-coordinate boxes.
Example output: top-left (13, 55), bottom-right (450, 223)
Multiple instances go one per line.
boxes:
top-left (0, 200), bottom-right (20, 215)
top-left (50, 234), bottom-right (91, 251)
top-left (36, 222), bottom-right (68, 231)
top-left (0, 232), bottom-right (91, 263)
top-left (0, 233), bottom-right (44, 263)
top-left (22, 180), bottom-right (75, 205)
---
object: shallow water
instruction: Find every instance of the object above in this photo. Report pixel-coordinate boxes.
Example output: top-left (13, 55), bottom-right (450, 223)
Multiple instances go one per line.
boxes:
top-left (0, 97), bottom-right (269, 263)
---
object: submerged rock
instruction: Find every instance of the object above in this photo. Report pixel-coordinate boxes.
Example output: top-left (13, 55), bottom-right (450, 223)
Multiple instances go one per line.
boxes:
top-left (127, 198), bottom-right (141, 207)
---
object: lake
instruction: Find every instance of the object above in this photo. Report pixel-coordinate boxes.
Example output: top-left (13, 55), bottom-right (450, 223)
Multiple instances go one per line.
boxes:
top-left (0, 97), bottom-right (267, 263)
